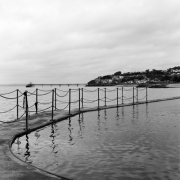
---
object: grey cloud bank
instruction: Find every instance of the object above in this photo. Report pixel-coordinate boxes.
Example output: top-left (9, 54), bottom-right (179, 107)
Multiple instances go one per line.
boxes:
top-left (0, 0), bottom-right (180, 84)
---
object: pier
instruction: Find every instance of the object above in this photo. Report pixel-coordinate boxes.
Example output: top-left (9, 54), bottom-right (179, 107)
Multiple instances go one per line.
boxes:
top-left (27, 83), bottom-right (87, 87)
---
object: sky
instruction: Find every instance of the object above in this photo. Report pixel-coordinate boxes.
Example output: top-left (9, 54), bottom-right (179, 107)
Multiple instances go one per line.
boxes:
top-left (0, 0), bottom-right (180, 84)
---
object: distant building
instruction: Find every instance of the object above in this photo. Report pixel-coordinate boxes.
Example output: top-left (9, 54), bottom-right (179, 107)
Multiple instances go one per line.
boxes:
top-left (172, 69), bottom-right (180, 73)
top-left (112, 75), bottom-right (123, 80)
top-left (102, 79), bottom-right (112, 84)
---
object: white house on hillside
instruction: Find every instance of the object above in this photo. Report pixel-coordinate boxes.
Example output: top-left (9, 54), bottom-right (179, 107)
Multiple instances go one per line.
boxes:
top-left (112, 75), bottom-right (123, 80)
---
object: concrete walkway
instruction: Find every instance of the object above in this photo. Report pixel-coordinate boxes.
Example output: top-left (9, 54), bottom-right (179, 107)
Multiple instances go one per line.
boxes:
top-left (1, 97), bottom-right (180, 180)
top-left (0, 110), bottom-right (72, 180)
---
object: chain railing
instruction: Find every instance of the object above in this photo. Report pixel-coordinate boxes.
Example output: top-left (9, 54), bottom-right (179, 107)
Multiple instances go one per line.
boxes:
top-left (0, 87), bottom-right (148, 131)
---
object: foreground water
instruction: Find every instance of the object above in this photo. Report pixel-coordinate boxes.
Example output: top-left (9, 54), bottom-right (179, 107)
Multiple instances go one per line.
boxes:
top-left (12, 99), bottom-right (180, 180)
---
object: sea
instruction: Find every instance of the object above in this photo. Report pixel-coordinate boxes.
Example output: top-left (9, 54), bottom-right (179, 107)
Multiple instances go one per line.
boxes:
top-left (1, 84), bottom-right (180, 179)
top-left (8, 85), bottom-right (180, 180)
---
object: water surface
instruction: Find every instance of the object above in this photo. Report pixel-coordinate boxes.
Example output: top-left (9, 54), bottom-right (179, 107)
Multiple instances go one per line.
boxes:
top-left (12, 99), bottom-right (180, 180)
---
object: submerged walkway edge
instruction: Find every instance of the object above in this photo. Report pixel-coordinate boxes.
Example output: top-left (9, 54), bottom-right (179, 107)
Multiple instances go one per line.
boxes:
top-left (0, 96), bottom-right (180, 180)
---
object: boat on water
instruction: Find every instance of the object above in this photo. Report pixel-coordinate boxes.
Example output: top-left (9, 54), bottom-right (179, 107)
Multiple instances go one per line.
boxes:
top-left (26, 82), bottom-right (35, 87)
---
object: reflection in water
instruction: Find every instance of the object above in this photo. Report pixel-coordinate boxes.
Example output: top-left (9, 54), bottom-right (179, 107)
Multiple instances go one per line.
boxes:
top-left (49, 123), bottom-right (58, 156)
top-left (97, 110), bottom-right (101, 132)
top-left (81, 112), bottom-right (84, 126)
top-left (15, 138), bottom-right (21, 152)
top-left (78, 113), bottom-right (84, 138)
top-left (24, 134), bottom-right (31, 163)
top-left (13, 138), bottom-right (22, 155)
top-left (136, 104), bottom-right (139, 120)
top-left (115, 107), bottom-right (120, 128)
top-left (11, 100), bottom-right (180, 180)
top-left (121, 106), bottom-right (125, 122)
top-left (34, 131), bottom-right (40, 146)
top-left (146, 103), bottom-right (149, 118)
top-left (104, 109), bottom-right (108, 131)
top-left (68, 118), bottom-right (73, 145)
top-left (132, 105), bottom-right (136, 125)
top-left (78, 114), bottom-right (82, 137)
top-left (132, 104), bottom-right (139, 121)
top-left (132, 105), bottom-right (135, 119)
top-left (35, 131), bottom-right (40, 139)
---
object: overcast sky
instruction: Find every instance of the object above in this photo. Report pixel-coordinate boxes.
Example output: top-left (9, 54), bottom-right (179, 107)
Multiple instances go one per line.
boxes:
top-left (0, 0), bottom-right (180, 84)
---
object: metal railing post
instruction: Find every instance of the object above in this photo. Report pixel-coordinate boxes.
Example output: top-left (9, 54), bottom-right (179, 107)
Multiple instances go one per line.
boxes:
top-left (98, 88), bottom-right (99, 109)
top-left (35, 88), bottom-right (38, 113)
top-left (79, 88), bottom-right (81, 112)
top-left (69, 89), bottom-right (71, 114)
top-left (55, 88), bottom-right (57, 110)
top-left (117, 88), bottom-right (118, 107)
top-left (81, 88), bottom-right (83, 108)
top-left (25, 91), bottom-right (28, 131)
top-left (17, 89), bottom-right (19, 120)
top-left (52, 90), bottom-right (54, 120)
top-left (122, 87), bottom-right (124, 104)
top-left (105, 88), bottom-right (106, 106)
top-left (133, 87), bottom-right (134, 105)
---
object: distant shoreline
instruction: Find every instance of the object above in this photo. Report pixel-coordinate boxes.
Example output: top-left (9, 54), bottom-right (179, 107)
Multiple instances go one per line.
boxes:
top-left (86, 82), bottom-right (180, 88)
top-left (0, 83), bottom-right (180, 88)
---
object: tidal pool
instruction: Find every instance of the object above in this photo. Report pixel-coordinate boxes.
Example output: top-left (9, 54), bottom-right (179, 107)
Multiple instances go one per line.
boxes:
top-left (12, 99), bottom-right (180, 180)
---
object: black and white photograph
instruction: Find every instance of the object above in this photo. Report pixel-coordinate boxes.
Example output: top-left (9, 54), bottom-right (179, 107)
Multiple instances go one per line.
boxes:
top-left (0, 0), bottom-right (180, 179)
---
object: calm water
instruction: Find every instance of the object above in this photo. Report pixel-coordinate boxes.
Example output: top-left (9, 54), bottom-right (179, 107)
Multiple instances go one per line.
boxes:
top-left (12, 99), bottom-right (180, 180)
top-left (1, 84), bottom-right (180, 122)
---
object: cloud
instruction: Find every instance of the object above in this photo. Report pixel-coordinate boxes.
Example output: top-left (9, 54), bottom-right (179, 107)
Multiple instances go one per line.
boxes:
top-left (0, 0), bottom-right (180, 84)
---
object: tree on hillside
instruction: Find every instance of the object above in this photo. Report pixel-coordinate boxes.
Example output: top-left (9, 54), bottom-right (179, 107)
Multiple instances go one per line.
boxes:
top-left (136, 75), bottom-right (144, 80)
top-left (114, 71), bottom-right (122, 76)
top-left (101, 75), bottom-right (112, 79)
top-left (171, 75), bottom-right (180, 82)
top-left (87, 80), bottom-right (96, 85)
top-left (161, 75), bottom-right (171, 81)
top-left (123, 72), bottom-right (131, 76)
top-left (151, 69), bottom-right (164, 75)
top-left (145, 69), bottom-right (150, 74)
top-left (172, 66), bottom-right (180, 70)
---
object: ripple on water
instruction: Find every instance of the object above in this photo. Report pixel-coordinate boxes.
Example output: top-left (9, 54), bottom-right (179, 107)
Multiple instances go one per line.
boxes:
top-left (11, 100), bottom-right (180, 180)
